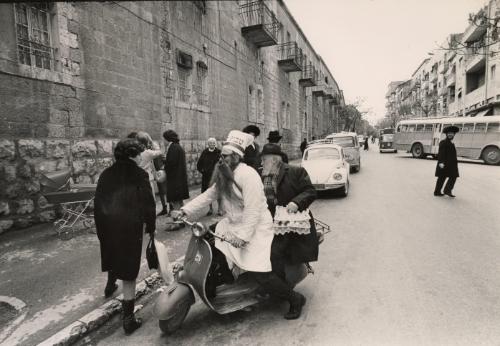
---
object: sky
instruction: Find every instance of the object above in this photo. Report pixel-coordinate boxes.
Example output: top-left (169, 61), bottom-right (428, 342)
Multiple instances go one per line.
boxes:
top-left (285, 0), bottom-right (487, 125)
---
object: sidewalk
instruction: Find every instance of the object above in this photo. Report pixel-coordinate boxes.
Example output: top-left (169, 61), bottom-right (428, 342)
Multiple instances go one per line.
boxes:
top-left (0, 185), bottom-right (217, 346)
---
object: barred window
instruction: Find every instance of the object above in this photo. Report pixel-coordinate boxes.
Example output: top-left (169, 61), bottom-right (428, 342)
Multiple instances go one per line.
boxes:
top-left (178, 67), bottom-right (191, 102)
top-left (193, 63), bottom-right (208, 106)
top-left (15, 2), bottom-right (55, 70)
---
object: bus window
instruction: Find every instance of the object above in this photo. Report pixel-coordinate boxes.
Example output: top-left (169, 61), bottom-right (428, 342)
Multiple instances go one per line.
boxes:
top-left (463, 123), bottom-right (474, 132)
top-left (487, 122), bottom-right (500, 132)
top-left (408, 124), bottom-right (416, 132)
top-left (424, 124), bottom-right (433, 132)
top-left (416, 124), bottom-right (425, 132)
top-left (474, 123), bottom-right (486, 132)
top-left (396, 125), bottom-right (401, 132)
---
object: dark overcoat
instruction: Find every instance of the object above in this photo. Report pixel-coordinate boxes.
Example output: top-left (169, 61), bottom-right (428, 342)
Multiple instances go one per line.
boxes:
top-left (164, 142), bottom-right (190, 202)
top-left (243, 143), bottom-right (261, 171)
top-left (196, 147), bottom-right (221, 192)
top-left (268, 164), bottom-right (319, 264)
top-left (435, 138), bottom-right (459, 177)
top-left (94, 159), bottom-right (156, 281)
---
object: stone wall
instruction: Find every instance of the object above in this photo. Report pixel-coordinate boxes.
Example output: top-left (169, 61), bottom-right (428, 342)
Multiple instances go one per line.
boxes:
top-left (0, 137), bottom-right (206, 233)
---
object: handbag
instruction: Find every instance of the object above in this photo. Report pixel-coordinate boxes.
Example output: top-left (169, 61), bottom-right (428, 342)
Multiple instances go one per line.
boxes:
top-left (146, 234), bottom-right (159, 270)
top-left (155, 169), bottom-right (166, 183)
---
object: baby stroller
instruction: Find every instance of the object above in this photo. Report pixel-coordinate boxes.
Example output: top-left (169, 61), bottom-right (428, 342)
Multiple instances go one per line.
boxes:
top-left (40, 169), bottom-right (96, 239)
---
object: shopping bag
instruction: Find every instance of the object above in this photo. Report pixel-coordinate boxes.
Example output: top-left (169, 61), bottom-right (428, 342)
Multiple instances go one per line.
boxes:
top-left (155, 239), bottom-right (174, 285)
top-left (146, 235), bottom-right (159, 270)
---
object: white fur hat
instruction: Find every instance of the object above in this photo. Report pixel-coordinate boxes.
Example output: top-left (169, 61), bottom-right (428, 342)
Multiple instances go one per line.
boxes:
top-left (223, 130), bottom-right (253, 157)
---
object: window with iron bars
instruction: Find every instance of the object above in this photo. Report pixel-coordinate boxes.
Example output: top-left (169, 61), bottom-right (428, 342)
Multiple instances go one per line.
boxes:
top-left (178, 67), bottom-right (191, 102)
top-left (14, 2), bottom-right (56, 70)
top-left (193, 64), bottom-right (208, 106)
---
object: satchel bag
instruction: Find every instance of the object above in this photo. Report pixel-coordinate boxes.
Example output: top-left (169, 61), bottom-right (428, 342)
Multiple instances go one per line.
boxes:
top-left (155, 169), bottom-right (166, 183)
top-left (146, 234), bottom-right (159, 270)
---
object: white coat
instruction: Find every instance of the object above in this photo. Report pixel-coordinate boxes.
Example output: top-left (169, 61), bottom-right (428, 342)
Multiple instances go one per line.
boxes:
top-left (182, 163), bottom-right (274, 272)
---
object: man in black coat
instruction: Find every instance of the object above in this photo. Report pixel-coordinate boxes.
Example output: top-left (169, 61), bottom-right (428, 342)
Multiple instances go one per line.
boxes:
top-left (163, 130), bottom-right (190, 209)
top-left (300, 138), bottom-right (307, 156)
top-left (267, 130), bottom-right (289, 163)
top-left (94, 139), bottom-right (156, 334)
top-left (196, 137), bottom-right (221, 215)
top-left (260, 143), bottom-right (318, 319)
top-left (242, 124), bottom-right (261, 171)
top-left (434, 125), bottom-right (460, 197)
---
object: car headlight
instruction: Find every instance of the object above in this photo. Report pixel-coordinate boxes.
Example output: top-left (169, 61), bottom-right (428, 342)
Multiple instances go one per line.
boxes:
top-left (333, 173), bottom-right (342, 181)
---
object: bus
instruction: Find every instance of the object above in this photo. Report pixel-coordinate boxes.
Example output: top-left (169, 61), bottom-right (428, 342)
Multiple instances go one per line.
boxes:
top-left (394, 115), bottom-right (500, 165)
top-left (379, 128), bottom-right (396, 153)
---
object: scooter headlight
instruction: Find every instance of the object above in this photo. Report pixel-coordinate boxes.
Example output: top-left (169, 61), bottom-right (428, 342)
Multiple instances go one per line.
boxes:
top-left (191, 222), bottom-right (207, 237)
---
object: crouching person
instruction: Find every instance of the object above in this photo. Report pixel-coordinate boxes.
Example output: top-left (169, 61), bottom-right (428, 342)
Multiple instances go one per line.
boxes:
top-left (172, 130), bottom-right (306, 319)
top-left (94, 138), bottom-right (156, 335)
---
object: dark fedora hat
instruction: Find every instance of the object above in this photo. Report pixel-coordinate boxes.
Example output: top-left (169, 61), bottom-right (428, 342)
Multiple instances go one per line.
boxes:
top-left (261, 143), bottom-right (286, 159)
top-left (267, 130), bottom-right (282, 142)
top-left (443, 125), bottom-right (460, 134)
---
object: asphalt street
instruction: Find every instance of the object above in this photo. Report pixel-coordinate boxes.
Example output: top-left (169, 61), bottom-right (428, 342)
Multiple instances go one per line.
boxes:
top-left (80, 146), bottom-right (500, 346)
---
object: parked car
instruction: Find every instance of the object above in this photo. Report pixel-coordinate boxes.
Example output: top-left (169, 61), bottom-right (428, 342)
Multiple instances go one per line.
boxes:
top-left (325, 132), bottom-right (361, 172)
top-left (301, 143), bottom-right (350, 197)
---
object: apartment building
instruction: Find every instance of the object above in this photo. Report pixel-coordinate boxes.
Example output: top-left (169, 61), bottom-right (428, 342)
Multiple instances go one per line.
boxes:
top-left (0, 1), bottom-right (345, 231)
top-left (386, 0), bottom-right (499, 120)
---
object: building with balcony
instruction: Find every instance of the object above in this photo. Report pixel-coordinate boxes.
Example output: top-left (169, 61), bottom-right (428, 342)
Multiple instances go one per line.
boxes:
top-left (385, 0), bottom-right (499, 120)
top-left (0, 0), bottom-right (345, 231)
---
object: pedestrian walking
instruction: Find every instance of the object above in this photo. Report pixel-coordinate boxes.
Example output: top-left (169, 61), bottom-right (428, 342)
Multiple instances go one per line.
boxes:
top-left (162, 130), bottom-right (189, 212)
top-left (135, 131), bottom-right (163, 197)
top-left (94, 138), bottom-right (156, 335)
top-left (242, 125), bottom-right (261, 171)
top-left (267, 130), bottom-right (288, 163)
top-left (434, 125), bottom-right (460, 197)
top-left (300, 138), bottom-right (307, 156)
top-left (196, 137), bottom-right (222, 215)
top-left (363, 136), bottom-right (369, 150)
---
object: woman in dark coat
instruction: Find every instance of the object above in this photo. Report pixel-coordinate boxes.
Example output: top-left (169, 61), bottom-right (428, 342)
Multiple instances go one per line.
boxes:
top-left (162, 130), bottom-right (189, 210)
top-left (196, 137), bottom-right (221, 215)
top-left (434, 125), bottom-right (460, 197)
top-left (260, 144), bottom-right (318, 274)
top-left (94, 138), bottom-right (156, 334)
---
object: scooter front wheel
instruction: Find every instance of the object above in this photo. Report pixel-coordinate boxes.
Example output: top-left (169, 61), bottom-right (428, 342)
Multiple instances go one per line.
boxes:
top-left (159, 299), bottom-right (192, 335)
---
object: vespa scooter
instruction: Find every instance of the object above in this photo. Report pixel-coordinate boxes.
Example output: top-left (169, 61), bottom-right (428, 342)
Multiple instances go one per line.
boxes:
top-left (154, 217), bottom-right (330, 334)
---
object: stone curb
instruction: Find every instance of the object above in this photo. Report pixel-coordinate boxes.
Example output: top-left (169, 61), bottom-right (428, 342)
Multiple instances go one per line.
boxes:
top-left (36, 270), bottom-right (171, 346)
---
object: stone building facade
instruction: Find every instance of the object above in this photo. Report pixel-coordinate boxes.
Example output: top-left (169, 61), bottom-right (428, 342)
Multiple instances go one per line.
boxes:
top-left (0, 1), bottom-right (345, 232)
top-left (386, 0), bottom-right (500, 120)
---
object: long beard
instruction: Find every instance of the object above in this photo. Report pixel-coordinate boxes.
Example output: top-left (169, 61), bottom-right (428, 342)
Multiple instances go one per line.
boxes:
top-left (210, 160), bottom-right (237, 201)
top-left (262, 156), bottom-right (281, 176)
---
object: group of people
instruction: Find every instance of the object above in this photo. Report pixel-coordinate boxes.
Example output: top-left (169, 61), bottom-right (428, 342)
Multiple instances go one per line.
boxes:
top-left (94, 125), bottom-right (319, 335)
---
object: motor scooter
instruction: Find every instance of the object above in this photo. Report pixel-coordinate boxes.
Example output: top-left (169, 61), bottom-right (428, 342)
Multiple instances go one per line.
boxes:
top-left (154, 217), bottom-right (330, 334)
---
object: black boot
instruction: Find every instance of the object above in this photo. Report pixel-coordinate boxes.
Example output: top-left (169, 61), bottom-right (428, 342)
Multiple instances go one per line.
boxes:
top-left (284, 292), bottom-right (306, 320)
top-left (104, 272), bottom-right (118, 298)
top-left (122, 299), bottom-right (142, 335)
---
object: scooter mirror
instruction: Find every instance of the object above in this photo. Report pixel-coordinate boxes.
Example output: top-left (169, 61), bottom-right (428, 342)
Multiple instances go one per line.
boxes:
top-left (191, 222), bottom-right (207, 237)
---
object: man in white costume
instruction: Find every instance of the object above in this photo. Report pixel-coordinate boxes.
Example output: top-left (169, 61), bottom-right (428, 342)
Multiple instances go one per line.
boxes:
top-left (174, 130), bottom-right (306, 319)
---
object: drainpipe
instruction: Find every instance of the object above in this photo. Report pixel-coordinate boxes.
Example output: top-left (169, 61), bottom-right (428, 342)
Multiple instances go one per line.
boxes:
top-left (484, 1), bottom-right (491, 109)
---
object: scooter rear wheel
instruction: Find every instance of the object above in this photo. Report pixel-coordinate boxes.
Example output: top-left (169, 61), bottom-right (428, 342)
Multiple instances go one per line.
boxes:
top-left (158, 300), bottom-right (191, 335)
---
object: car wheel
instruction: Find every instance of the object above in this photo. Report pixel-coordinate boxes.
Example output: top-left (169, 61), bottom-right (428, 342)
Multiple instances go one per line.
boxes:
top-left (341, 179), bottom-right (349, 197)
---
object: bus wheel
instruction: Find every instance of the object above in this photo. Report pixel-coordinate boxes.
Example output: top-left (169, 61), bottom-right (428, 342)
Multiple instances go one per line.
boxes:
top-left (411, 143), bottom-right (424, 159)
top-left (482, 146), bottom-right (500, 165)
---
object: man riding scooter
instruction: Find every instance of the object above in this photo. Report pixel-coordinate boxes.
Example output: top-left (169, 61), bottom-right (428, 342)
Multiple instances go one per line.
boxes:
top-left (173, 130), bottom-right (307, 319)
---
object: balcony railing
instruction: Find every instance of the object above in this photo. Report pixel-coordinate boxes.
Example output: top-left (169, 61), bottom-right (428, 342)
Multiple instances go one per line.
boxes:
top-left (466, 42), bottom-right (486, 72)
top-left (277, 42), bottom-right (303, 72)
top-left (240, 1), bottom-right (280, 47)
top-left (299, 64), bottom-right (317, 87)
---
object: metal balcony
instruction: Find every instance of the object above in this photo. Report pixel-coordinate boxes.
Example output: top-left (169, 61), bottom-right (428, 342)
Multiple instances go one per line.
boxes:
top-left (277, 42), bottom-right (303, 72)
top-left (446, 74), bottom-right (456, 87)
top-left (299, 64), bottom-right (317, 87)
top-left (240, 1), bottom-right (280, 47)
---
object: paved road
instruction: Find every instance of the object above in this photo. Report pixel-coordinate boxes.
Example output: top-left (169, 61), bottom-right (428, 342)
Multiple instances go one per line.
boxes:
top-left (85, 148), bottom-right (500, 345)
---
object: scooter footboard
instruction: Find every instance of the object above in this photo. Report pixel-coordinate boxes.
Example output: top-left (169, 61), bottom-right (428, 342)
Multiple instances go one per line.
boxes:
top-left (154, 282), bottom-right (195, 320)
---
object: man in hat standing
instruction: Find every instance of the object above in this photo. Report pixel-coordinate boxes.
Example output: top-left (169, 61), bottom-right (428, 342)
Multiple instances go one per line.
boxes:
top-left (162, 130), bottom-right (189, 214)
top-left (300, 138), bottom-right (307, 156)
top-left (242, 125), bottom-right (261, 171)
top-left (267, 130), bottom-right (288, 163)
top-left (174, 130), bottom-right (307, 319)
top-left (196, 137), bottom-right (222, 216)
top-left (434, 125), bottom-right (460, 197)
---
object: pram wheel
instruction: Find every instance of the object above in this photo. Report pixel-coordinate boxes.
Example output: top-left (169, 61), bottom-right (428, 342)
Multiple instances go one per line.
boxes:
top-left (83, 219), bottom-right (94, 229)
top-left (59, 230), bottom-right (74, 241)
